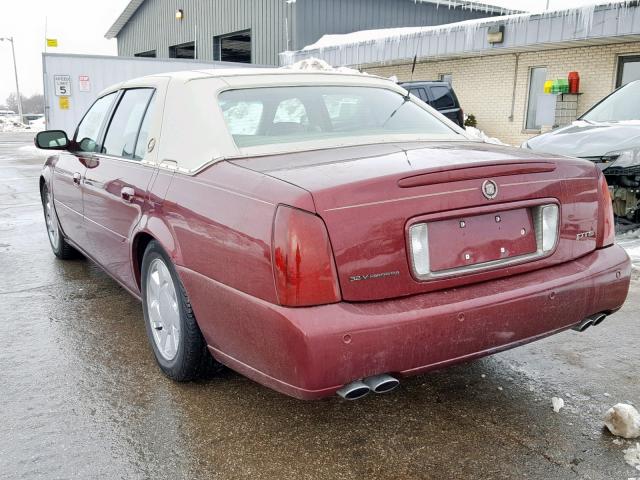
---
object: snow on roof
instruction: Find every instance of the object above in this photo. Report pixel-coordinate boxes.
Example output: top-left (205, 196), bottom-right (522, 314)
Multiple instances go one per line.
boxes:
top-left (283, 1), bottom-right (640, 66)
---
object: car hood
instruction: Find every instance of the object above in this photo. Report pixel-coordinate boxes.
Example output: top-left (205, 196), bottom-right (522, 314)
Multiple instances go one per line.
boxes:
top-left (526, 121), bottom-right (640, 157)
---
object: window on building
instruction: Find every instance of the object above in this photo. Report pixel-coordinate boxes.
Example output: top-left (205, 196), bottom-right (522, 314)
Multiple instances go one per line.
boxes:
top-left (169, 42), bottom-right (195, 59)
top-left (135, 50), bottom-right (156, 58)
top-left (617, 56), bottom-right (640, 87)
top-left (439, 74), bottom-right (453, 86)
top-left (213, 30), bottom-right (251, 63)
top-left (525, 67), bottom-right (548, 130)
top-left (102, 89), bottom-right (155, 159)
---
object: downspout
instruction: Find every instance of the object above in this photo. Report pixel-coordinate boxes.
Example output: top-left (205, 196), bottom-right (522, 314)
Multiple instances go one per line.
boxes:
top-left (509, 53), bottom-right (520, 122)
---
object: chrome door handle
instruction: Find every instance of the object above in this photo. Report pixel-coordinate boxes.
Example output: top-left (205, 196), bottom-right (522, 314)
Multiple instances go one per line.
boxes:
top-left (120, 187), bottom-right (135, 203)
top-left (72, 172), bottom-right (81, 185)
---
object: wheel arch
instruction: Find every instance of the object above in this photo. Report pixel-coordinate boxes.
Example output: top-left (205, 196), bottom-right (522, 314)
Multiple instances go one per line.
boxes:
top-left (131, 216), bottom-right (182, 291)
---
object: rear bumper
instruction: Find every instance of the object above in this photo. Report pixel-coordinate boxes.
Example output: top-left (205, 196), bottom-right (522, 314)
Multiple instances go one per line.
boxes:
top-left (179, 245), bottom-right (631, 400)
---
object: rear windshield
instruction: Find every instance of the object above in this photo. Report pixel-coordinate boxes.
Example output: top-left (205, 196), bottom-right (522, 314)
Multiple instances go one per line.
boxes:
top-left (218, 86), bottom-right (459, 149)
top-left (581, 81), bottom-right (640, 122)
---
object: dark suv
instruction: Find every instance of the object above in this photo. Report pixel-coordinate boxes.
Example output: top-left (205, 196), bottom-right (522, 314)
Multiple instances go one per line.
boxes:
top-left (399, 81), bottom-right (464, 127)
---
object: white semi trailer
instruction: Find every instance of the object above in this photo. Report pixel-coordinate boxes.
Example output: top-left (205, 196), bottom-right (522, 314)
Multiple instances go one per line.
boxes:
top-left (43, 53), bottom-right (247, 134)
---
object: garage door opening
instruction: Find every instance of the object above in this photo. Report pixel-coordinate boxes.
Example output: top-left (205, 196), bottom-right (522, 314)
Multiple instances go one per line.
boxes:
top-left (214, 30), bottom-right (251, 63)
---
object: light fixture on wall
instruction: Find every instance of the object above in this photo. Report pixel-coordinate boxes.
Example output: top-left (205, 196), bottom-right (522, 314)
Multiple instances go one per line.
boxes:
top-left (175, 9), bottom-right (184, 20)
top-left (487, 25), bottom-right (504, 44)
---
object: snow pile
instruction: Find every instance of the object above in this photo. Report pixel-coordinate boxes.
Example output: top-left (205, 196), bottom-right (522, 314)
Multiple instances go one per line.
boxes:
top-left (551, 397), bottom-right (565, 413)
top-left (29, 117), bottom-right (45, 132)
top-left (624, 443), bottom-right (640, 471)
top-left (282, 57), bottom-right (363, 75)
top-left (604, 404), bottom-right (640, 439)
top-left (616, 228), bottom-right (640, 271)
top-left (465, 126), bottom-right (509, 146)
top-left (0, 116), bottom-right (32, 132)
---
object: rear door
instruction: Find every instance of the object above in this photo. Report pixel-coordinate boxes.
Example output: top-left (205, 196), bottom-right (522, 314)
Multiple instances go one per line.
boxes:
top-left (426, 85), bottom-right (461, 125)
top-left (53, 92), bottom-right (117, 247)
top-left (82, 86), bottom-right (159, 290)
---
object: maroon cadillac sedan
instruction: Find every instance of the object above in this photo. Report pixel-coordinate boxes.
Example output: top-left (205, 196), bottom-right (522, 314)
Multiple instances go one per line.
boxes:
top-left (35, 69), bottom-right (631, 400)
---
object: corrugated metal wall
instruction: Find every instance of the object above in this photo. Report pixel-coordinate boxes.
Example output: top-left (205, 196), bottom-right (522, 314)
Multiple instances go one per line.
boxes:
top-left (293, 0), bottom-right (499, 51)
top-left (117, 0), bottom-right (291, 65)
top-left (116, 0), bottom-right (501, 65)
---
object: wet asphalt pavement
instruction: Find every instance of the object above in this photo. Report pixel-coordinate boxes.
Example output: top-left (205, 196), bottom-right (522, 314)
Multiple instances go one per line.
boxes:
top-left (1, 131), bottom-right (639, 480)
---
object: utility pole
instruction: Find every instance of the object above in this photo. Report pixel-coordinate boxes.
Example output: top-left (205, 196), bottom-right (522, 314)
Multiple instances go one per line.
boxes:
top-left (0, 37), bottom-right (24, 124)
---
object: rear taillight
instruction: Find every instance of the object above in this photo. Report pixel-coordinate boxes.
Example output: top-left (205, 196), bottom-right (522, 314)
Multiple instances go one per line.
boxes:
top-left (596, 171), bottom-right (615, 248)
top-left (272, 205), bottom-right (341, 307)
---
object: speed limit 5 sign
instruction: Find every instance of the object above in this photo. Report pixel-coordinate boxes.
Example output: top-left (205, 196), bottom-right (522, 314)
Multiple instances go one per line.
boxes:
top-left (54, 75), bottom-right (71, 96)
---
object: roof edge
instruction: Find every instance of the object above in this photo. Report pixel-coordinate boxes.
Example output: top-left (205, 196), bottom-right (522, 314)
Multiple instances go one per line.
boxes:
top-left (105, 0), bottom-right (146, 39)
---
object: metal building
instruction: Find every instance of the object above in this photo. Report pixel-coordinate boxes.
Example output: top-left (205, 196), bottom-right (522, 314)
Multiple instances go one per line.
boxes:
top-left (105, 0), bottom-right (510, 66)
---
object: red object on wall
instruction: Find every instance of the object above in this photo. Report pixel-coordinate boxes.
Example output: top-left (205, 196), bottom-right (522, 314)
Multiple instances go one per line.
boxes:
top-left (568, 71), bottom-right (580, 94)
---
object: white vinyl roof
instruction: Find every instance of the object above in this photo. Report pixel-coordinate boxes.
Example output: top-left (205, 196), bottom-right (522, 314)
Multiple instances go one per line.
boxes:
top-left (102, 69), bottom-right (469, 173)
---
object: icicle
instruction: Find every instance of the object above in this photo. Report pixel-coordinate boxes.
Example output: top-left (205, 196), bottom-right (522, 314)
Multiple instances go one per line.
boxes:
top-left (287, 1), bottom-right (635, 67)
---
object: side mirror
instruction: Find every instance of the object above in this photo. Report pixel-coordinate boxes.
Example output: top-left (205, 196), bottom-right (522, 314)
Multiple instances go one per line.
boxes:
top-left (35, 130), bottom-right (69, 150)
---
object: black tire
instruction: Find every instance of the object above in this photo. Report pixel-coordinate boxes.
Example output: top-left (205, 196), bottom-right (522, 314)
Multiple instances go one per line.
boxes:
top-left (141, 240), bottom-right (212, 381)
top-left (41, 183), bottom-right (78, 260)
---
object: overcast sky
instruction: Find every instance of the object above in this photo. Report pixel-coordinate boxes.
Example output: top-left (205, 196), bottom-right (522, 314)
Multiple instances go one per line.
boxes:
top-left (0, 0), bottom-right (615, 105)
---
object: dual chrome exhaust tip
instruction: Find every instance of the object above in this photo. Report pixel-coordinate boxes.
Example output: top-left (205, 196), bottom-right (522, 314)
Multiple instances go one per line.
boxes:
top-left (572, 312), bottom-right (608, 332)
top-left (336, 374), bottom-right (400, 400)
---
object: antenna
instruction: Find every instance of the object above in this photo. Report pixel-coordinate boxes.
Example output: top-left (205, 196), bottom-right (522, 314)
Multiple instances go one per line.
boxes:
top-left (410, 54), bottom-right (418, 81)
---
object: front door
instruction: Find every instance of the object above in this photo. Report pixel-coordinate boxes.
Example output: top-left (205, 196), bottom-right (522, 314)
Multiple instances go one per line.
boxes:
top-left (82, 87), bottom-right (158, 291)
top-left (52, 92), bottom-right (117, 246)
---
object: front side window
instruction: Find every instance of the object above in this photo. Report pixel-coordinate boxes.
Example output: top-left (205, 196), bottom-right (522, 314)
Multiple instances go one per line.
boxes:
top-left (74, 92), bottom-right (117, 152)
top-left (582, 81), bottom-right (640, 122)
top-left (218, 86), bottom-right (459, 149)
top-left (102, 88), bottom-right (155, 159)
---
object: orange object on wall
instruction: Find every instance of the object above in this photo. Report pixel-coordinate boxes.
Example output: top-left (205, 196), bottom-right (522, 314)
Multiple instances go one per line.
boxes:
top-left (568, 71), bottom-right (580, 94)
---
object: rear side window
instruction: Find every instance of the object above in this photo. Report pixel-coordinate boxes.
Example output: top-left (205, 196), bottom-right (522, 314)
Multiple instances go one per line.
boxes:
top-left (134, 94), bottom-right (156, 160)
top-left (102, 88), bottom-right (155, 159)
top-left (408, 88), bottom-right (429, 103)
top-left (74, 92), bottom-right (117, 152)
top-left (429, 86), bottom-right (456, 109)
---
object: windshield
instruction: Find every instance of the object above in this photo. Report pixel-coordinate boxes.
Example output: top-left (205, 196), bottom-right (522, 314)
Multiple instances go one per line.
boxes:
top-left (581, 81), bottom-right (640, 122)
top-left (218, 86), bottom-right (459, 149)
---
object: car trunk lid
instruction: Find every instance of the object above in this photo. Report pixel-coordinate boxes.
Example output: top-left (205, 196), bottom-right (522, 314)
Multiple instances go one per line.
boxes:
top-left (230, 142), bottom-right (600, 301)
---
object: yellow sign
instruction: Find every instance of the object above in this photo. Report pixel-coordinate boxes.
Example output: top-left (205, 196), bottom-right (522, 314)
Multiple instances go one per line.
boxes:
top-left (59, 96), bottom-right (69, 110)
top-left (46, 38), bottom-right (58, 47)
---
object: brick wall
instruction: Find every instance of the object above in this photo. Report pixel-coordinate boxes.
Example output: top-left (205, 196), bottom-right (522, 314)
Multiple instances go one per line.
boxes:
top-left (363, 42), bottom-right (640, 145)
